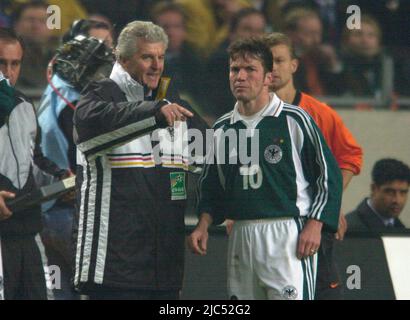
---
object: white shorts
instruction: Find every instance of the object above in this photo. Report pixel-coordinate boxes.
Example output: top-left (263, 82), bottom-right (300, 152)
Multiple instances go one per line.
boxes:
top-left (227, 217), bottom-right (317, 300)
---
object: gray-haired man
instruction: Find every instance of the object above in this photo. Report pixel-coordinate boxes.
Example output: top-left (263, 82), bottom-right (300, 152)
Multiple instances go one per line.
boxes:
top-left (72, 21), bottom-right (206, 299)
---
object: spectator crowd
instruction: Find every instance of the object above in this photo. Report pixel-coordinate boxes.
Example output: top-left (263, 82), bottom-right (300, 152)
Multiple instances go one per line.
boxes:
top-left (0, 0), bottom-right (409, 120)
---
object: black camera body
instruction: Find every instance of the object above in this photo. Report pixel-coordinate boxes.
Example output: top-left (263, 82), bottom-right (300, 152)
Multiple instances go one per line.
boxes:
top-left (53, 35), bottom-right (114, 91)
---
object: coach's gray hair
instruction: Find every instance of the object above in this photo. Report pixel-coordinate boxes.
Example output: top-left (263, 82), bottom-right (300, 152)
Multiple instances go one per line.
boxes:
top-left (115, 21), bottom-right (169, 60)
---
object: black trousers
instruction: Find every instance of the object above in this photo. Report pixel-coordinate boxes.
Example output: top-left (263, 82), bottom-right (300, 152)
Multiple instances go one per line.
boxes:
top-left (1, 235), bottom-right (48, 300)
top-left (315, 232), bottom-right (343, 300)
top-left (88, 287), bottom-right (180, 300)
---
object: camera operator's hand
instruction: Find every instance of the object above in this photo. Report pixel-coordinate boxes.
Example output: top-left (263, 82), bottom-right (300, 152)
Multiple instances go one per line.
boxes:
top-left (0, 191), bottom-right (15, 221)
top-left (60, 170), bottom-right (76, 204)
top-left (157, 103), bottom-right (193, 127)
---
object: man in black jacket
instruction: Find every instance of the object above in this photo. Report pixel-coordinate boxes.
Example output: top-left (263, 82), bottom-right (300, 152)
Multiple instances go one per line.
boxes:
top-left (346, 159), bottom-right (410, 232)
top-left (0, 28), bottom-right (67, 300)
top-left (73, 20), bottom-right (206, 299)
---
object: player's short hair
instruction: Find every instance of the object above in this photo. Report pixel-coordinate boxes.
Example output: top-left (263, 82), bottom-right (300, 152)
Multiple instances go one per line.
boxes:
top-left (115, 21), bottom-right (168, 60)
top-left (0, 27), bottom-right (25, 55)
top-left (263, 32), bottom-right (297, 59)
top-left (228, 37), bottom-right (273, 73)
top-left (372, 159), bottom-right (410, 186)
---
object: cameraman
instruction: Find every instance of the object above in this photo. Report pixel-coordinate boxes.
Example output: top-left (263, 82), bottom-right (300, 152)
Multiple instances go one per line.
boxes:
top-left (36, 20), bottom-right (113, 300)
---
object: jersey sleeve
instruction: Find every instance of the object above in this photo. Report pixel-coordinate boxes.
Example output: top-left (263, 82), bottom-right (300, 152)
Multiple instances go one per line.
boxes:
top-left (196, 129), bottom-right (225, 225)
top-left (298, 112), bottom-right (343, 232)
top-left (299, 94), bottom-right (363, 175)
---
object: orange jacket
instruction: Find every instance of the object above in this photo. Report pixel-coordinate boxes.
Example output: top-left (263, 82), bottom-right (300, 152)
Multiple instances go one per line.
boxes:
top-left (295, 92), bottom-right (363, 175)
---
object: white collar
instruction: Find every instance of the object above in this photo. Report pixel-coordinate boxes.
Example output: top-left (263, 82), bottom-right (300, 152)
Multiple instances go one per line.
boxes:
top-left (110, 61), bottom-right (144, 102)
top-left (367, 198), bottom-right (395, 226)
top-left (230, 93), bottom-right (283, 125)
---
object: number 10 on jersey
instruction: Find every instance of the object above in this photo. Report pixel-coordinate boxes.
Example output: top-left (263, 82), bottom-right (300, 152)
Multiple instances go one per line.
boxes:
top-left (240, 164), bottom-right (262, 190)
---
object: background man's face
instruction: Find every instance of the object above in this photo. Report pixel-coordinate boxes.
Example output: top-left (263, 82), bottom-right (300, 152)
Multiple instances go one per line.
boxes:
top-left (156, 11), bottom-right (186, 53)
top-left (371, 180), bottom-right (409, 219)
top-left (346, 22), bottom-right (380, 58)
top-left (121, 38), bottom-right (166, 90)
top-left (14, 7), bottom-right (51, 44)
top-left (89, 28), bottom-right (113, 49)
top-left (229, 54), bottom-right (270, 103)
top-left (291, 16), bottom-right (322, 53)
top-left (269, 44), bottom-right (297, 91)
top-left (234, 13), bottom-right (266, 40)
top-left (0, 40), bottom-right (23, 86)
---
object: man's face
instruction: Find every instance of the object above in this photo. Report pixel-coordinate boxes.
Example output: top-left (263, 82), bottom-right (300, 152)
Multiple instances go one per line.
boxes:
top-left (0, 40), bottom-right (23, 86)
top-left (371, 180), bottom-right (409, 219)
top-left (121, 39), bottom-right (166, 90)
top-left (229, 54), bottom-right (271, 103)
top-left (156, 11), bottom-right (186, 53)
top-left (234, 13), bottom-right (266, 40)
top-left (269, 44), bottom-right (298, 91)
top-left (14, 7), bottom-right (51, 44)
top-left (89, 28), bottom-right (113, 49)
top-left (346, 22), bottom-right (380, 58)
top-left (291, 16), bottom-right (322, 53)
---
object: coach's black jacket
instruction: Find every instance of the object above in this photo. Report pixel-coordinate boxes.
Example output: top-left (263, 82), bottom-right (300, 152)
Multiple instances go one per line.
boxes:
top-left (0, 90), bottom-right (65, 237)
top-left (73, 78), bottom-right (207, 293)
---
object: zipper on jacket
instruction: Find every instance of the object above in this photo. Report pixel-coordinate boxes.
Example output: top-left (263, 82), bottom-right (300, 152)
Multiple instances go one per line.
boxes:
top-left (7, 116), bottom-right (22, 189)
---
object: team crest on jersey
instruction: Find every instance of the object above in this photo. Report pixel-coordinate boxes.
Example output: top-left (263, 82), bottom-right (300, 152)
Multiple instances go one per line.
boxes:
top-left (282, 285), bottom-right (298, 300)
top-left (264, 144), bottom-right (282, 164)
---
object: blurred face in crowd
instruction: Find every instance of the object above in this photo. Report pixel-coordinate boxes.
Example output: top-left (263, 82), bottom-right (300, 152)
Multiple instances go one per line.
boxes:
top-left (371, 180), bottom-right (409, 219)
top-left (291, 16), bottom-right (322, 52)
top-left (121, 38), bottom-right (165, 90)
top-left (212, 0), bottom-right (240, 15)
top-left (89, 27), bottom-right (113, 49)
top-left (229, 54), bottom-right (271, 104)
top-left (14, 6), bottom-right (51, 44)
top-left (345, 22), bottom-right (381, 58)
top-left (155, 10), bottom-right (186, 53)
top-left (234, 13), bottom-right (266, 40)
top-left (0, 40), bottom-right (23, 86)
top-left (269, 44), bottom-right (298, 91)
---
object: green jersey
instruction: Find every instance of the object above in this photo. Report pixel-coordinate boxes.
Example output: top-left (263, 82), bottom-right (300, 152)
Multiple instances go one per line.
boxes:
top-left (198, 94), bottom-right (342, 232)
